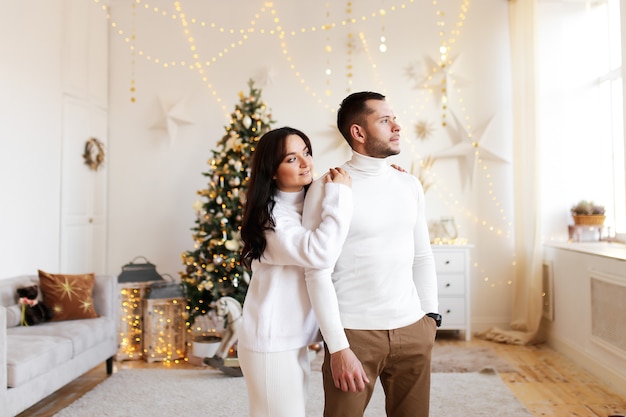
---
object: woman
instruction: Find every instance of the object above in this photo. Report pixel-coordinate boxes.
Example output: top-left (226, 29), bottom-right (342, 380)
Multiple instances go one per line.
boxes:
top-left (238, 126), bottom-right (353, 417)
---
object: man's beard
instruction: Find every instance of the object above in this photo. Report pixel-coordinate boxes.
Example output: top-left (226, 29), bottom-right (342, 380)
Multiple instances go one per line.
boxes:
top-left (364, 136), bottom-right (400, 158)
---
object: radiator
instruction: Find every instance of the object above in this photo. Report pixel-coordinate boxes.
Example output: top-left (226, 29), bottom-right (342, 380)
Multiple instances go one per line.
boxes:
top-left (590, 271), bottom-right (626, 355)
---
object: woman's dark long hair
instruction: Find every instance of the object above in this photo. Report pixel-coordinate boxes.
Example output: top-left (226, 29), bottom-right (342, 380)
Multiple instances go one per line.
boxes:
top-left (240, 126), bottom-right (313, 268)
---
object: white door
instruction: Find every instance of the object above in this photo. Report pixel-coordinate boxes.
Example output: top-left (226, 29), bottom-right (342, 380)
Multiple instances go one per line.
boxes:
top-left (59, 96), bottom-right (107, 273)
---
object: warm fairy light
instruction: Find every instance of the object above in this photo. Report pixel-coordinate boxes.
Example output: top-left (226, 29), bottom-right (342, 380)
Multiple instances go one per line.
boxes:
top-left (99, 0), bottom-right (431, 113)
top-left (345, 1), bottom-right (354, 93)
top-left (118, 287), bottom-right (144, 359)
top-left (99, 0), bottom-right (515, 289)
top-left (143, 297), bottom-right (186, 363)
top-left (129, 2), bottom-right (136, 103)
top-left (324, 2), bottom-right (333, 98)
top-left (379, 4), bottom-right (387, 53)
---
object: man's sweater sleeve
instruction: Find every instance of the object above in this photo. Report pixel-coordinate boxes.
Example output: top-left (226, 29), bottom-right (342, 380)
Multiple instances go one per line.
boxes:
top-left (412, 178), bottom-right (439, 314)
top-left (302, 177), bottom-right (350, 353)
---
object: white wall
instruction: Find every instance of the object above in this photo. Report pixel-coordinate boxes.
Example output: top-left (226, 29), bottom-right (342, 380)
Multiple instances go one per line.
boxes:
top-left (1, 0), bottom-right (515, 330)
top-left (0, 0), bottom-right (64, 276)
top-left (106, 0), bottom-right (514, 329)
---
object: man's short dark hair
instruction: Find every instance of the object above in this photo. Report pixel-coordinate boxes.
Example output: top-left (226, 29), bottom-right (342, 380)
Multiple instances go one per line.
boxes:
top-left (336, 91), bottom-right (386, 147)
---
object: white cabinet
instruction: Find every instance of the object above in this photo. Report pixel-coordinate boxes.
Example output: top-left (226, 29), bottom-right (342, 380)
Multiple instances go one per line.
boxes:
top-left (432, 245), bottom-right (472, 340)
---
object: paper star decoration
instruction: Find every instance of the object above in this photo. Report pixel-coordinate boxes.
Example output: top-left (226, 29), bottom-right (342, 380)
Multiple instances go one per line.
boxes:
top-left (311, 125), bottom-right (351, 168)
top-left (151, 95), bottom-right (193, 144)
top-left (415, 120), bottom-right (435, 141)
top-left (255, 66), bottom-right (277, 87)
top-left (432, 111), bottom-right (509, 188)
top-left (406, 55), bottom-right (470, 105)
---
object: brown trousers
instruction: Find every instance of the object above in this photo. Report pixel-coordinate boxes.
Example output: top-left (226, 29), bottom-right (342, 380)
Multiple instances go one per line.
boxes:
top-left (322, 316), bottom-right (437, 417)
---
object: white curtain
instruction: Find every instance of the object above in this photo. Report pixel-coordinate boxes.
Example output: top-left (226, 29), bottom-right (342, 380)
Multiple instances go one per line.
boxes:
top-left (478, 0), bottom-right (544, 345)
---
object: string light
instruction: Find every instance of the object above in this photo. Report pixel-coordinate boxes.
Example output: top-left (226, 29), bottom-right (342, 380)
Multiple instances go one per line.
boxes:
top-left (324, 2), bottom-right (333, 98)
top-left (346, 1), bottom-right (354, 93)
top-left (130, 2), bottom-right (136, 103)
top-left (379, 1), bottom-right (387, 53)
top-left (143, 297), bottom-right (186, 364)
top-left (174, 1), bottom-right (228, 114)
top-left (118, 287), bottom-right (144, 360)
top-left (407, 0), bottom-right (516, 292)
top-left (99, 0), bottom-right (417, 112)
top-left (96, 0), bottom-right (517, 291)
top-left (357, 32), bottom-right (385, 93)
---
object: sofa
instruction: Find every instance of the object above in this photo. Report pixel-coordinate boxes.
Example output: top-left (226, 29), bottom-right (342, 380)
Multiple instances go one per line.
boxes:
top-left (0, 274), bottom-right (117, 417)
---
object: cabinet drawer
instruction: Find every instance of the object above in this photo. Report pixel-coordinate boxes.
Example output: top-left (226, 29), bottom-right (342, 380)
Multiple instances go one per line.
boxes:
top-left (439, 298), bottom-right (466, 326)
top-left (433, 251), bottom-right (466, 273)
top-left (437, 274), bottom-right (465, 296)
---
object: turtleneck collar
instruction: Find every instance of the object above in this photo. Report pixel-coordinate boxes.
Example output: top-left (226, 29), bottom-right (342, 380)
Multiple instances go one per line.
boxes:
top-left (346, 151), bottom-right (390, 175)
top-left (275, 188), bottom-right (305, 205)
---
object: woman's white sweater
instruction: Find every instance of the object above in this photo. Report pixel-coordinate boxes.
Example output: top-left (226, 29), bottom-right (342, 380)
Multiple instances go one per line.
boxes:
top-left (238, 183), bottom-right (353, 353)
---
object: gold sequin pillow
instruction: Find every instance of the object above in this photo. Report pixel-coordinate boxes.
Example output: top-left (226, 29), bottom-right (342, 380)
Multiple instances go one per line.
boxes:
top-left (38, 270), bottom-right (99, 321)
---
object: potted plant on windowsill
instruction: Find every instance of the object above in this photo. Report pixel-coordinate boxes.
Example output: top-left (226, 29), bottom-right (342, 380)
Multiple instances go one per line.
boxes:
top-left (570, 200), bottom-right (606, 225)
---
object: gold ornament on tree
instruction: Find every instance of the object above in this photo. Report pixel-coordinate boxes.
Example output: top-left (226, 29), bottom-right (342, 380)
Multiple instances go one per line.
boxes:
top-left (82, 138), bottom-right (105, 171)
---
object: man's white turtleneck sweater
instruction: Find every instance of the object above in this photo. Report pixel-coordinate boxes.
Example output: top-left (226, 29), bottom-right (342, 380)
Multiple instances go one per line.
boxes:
top-left (239, 183), bottom-right (352, 353)
top-left (303, 151), bottom-right (438, 354)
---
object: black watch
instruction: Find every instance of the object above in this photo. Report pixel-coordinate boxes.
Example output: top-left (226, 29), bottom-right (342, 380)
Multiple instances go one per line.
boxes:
top-left (426, 313), bottom-right (442, 327)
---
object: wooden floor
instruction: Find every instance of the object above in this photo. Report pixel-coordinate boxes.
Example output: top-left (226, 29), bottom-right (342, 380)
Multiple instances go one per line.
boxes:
top-left (17, 335), bottom-right (626, 417)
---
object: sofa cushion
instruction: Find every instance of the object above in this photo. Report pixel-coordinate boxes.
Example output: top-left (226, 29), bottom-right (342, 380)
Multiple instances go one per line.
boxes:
top-left (5, 304), bottom-right (21, 327)
top-left (38, 270), bottom-right (99, 321)
top-left (7, 316), bottom-right (114, 358)
top-left (6, 334), bottom-right (73, 388)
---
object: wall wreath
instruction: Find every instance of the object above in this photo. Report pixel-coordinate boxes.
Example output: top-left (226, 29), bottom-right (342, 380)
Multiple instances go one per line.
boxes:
top-left (83, 137), bottom-right (105, 171)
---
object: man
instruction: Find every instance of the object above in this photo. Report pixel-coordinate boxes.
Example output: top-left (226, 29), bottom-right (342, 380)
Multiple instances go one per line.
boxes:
top-left (303, 91), bottom-right (440, 417)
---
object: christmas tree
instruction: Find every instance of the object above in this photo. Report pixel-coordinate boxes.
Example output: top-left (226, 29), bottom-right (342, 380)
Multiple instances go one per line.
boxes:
top-left (181, 79), bottom-right (274, 328)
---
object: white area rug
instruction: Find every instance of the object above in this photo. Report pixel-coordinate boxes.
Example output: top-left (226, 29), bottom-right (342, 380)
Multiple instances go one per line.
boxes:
top-left (54, 368), bottom-right (532, 417)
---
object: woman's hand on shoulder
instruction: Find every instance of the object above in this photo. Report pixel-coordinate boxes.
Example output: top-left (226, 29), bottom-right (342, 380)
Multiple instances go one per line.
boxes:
top-left (325, 167), bottom-right (352, 187)
top-left (391, 164), bottom-right (407, 173)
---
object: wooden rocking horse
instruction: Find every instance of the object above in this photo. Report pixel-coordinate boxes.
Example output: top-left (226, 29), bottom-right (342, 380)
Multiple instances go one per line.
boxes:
top-left (203, 296), bottom-right (243, 377)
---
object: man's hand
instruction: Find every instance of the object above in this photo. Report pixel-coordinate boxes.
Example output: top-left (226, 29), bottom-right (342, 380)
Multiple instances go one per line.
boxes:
top-left (330, 348), bottom-right (370, 392)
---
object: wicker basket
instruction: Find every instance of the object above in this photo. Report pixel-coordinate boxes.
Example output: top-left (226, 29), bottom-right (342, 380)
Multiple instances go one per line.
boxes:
top-left (572, 215), bottom-right (605, 226)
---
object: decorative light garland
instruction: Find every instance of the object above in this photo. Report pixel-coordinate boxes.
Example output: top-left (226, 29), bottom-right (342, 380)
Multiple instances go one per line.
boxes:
top-left (345, 1), bottom-right (355, 93)
top-left (379, 1), bottom-right (387, 53)
top-left (324, 2), bottom-right (333, 98)
top-left (97, 0), bottom-right (418, 113)
top-left (93, 0), bottom-right (518, 290)
top-left (118, 287), bottom-right (143, 360)
top-left (130, 1), bottom-right (136, 103)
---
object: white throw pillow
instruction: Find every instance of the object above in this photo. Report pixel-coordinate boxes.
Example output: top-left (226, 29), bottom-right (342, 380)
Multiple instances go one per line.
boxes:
top-left (5, 304), bottom-right (22, 327)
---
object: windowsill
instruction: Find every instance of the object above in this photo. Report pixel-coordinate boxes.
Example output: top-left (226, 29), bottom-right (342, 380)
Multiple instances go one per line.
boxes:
top-left (544, 241), bottom-right (626, 261)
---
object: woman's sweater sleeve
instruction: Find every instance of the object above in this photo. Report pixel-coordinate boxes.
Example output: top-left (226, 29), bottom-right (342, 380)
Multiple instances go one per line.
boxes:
top-left (260, 182), bottom-right (352, 268)
top-left (302, 178), bottom-right (350, 353)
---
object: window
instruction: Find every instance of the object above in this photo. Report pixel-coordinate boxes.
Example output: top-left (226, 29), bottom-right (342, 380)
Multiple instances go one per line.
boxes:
top-left (538, 0), bottom-right (625, 239)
